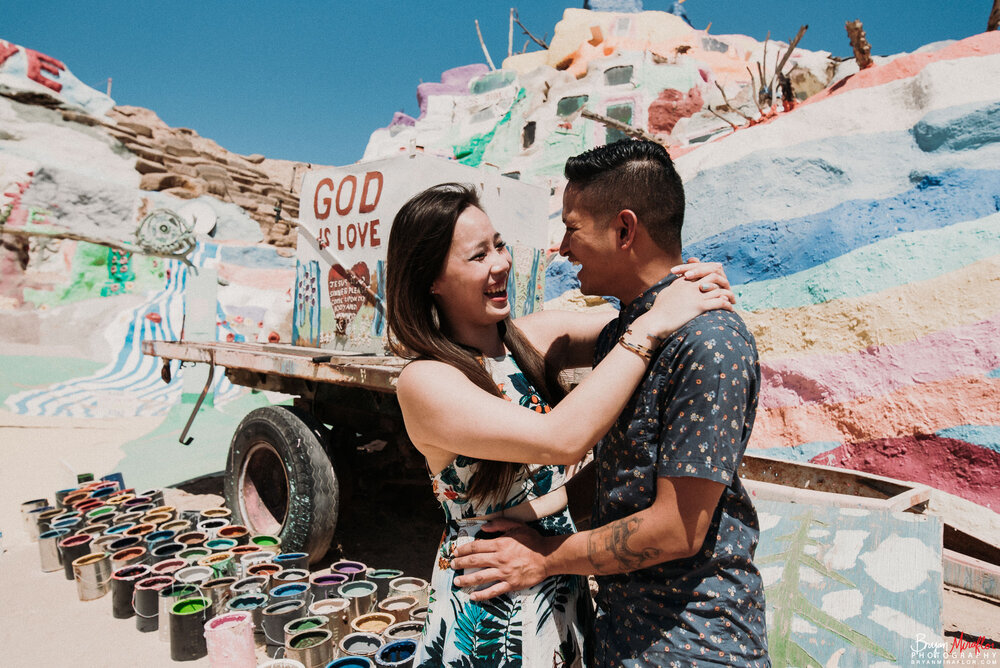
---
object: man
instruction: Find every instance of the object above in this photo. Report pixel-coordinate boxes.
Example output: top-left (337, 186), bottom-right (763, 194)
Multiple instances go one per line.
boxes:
top-left (452, 140), bottom-right (769, 666)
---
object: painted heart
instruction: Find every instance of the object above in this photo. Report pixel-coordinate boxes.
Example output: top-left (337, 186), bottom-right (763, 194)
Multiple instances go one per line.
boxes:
top-left (328, 262), bottom-right (371, 325)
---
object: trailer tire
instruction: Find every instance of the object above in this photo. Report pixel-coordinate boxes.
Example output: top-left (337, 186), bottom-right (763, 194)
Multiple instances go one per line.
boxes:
top-left (224, 406), bottom-right (338, 564)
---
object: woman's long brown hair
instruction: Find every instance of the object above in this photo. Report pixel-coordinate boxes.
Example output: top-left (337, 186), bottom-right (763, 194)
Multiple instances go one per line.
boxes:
top-left (386, 183), bottom-right (564, 507)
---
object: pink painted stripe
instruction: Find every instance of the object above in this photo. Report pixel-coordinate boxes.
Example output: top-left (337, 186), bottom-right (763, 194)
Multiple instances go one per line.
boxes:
top-left (802, 31), bottom-right (1000, 108)
top-left (760, 312), bottom-right (1000, 409)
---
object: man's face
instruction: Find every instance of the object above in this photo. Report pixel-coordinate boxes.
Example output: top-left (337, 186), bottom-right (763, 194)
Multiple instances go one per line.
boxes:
top-left (559, 184), bottom-right (621, 297)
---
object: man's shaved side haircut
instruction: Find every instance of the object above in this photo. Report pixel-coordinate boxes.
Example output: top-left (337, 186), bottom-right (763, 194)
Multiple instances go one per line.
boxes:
top-left (564, 139), bottom-right (685, 254)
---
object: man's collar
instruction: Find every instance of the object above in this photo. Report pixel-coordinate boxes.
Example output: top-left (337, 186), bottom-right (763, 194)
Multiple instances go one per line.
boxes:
top-left (619, 274), bottom-right (679, 323)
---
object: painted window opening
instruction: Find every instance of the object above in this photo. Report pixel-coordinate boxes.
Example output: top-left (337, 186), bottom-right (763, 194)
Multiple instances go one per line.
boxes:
top-left (522, 121), bottom-right (536, 148)
top-left (502, 172), bottom-right (520, 180)
top-left (614, 17), bottom-right (632, 36)
top-left (557, 95), bottom-right (589, 117)
top-left (604, 65), bottom-right (634, 86)
top-left (605, 102), bottom-right (634, 143)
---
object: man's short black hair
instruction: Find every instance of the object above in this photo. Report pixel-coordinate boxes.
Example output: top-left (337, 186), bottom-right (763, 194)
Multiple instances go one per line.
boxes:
top-left (564, 139), bottom-right (684, 253)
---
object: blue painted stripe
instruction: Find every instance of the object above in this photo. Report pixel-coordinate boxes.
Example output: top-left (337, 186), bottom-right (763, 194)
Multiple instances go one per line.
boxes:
top-left (683, 168), bottom-right (1000, 285)
top-left (750, 441), bottom-right (841, 462)
top-left (935, 425), bottom-right (1000, 455)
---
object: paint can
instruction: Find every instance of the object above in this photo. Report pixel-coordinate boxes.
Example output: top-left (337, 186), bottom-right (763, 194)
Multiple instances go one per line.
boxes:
top-left (142, 511), bottom-right (173, 527)
top-left (113, 511), bottom-right (144, 525)
top-left (51, 516), bottom-right (82, 535)
top-left (158, 582), bottom-right (199, 642)
top-left (408, 607), bottom-right (427, 623)
top-left (273, 568), bottom-right (310, 587)
top-left (160, 518), bottom-right (192, 534)
top-left (176, 530), bottom-right (209, 546)
top-left (104, 522), bottom-right (136, 537)
top-left (240, 551), bottom-right (275, 577)
top-left (205, 611), bottom-right (257, 668)
top-left (201, 507), bottom-right (232, 519)
top-left (134, 575), bottom-right (175, 633)
top-left (200, 551), bottom-right (237, 578)
top-left (272, 582), bottom-right (313, 607)
top-left (227, 592), bottom-right (269, 637)
top-left (148, 504), bottom-right (177, 519)
top-left (248, 562), bottom-right (283, 588)
top-left (150, 541), bottom-right (187, 563)
top-left (373, 639), bottom-right (416, 668)
top-left (205, 537), bottom-right (239, 553)
top-left (170, 596), bottom-right (211, 661)
top-left (92, 534), bottom-right (120, 554)
top-left (35, 508), bottom-right (63, 535)
top-left (230, 544), bottom-right (263, 559)
top-left (331, 560), bottom-right (368, 582)
top-left (366, 569), bottom-right (403, 602)
top-left (338, 632), bottom-right (383, 659)
top-left (310, 573), bottom-right (349, 601)
top-left (327, 658), bottom-right (373, 668)
top-left (250, 533), bottom-right (282, 554)
top-left (85, 505), bottom-right (116, 523)
top-left (387, 578), bottom-right (429, 607)
top-left (284, 615), bottom-right (330, 645)
top-left (178, 547), bottom-right (211, 564)
top-left (72, 552), bottom-right (112, 600)
top-left (25, 505), bottom-right (54, 541)
top-left (274, 552), bottom-right (310, 571)
top-left (376, 596), bottom-right (417, 624)
top-left (59, 533), bottom-right (93, 581)
top-left (53, 488), bottom-right (76, 508)
top-left (21, 499), bottom-right (49, 539)
top-left (151, 557), bottom-right (188, 576)
top-left (60, 490), bottom-right (89, 509)
top-left (198, 518), bottom-right (231, 539)
top-left (38, 528), bottom-right (70, 572)
top-left (202, 576), bottom-right (238, 616)
top-left (261, 599), bottom-right (307, 648)
top-left (175, 565), bottom-right (214, 586)
top-left (217, 524), bottom-right (250, 545)
top-left (231, 575), bottom-right (268, 597)
top-left (350, 613), bottom-right (394, 636)
top-left (124, 522), bottom-right (156, 539)
top-left (111, 546), bottom-right (147, 571)
top-left (145, 529), bottom-right (177, 551)
top-left (337, 581), bottom-right (377, 621)
top-left (111, 563), bottom-right (151, 618)
top-left (137, 488), bottom-right (165, 506)
top-left (309, 598), bottom-right (351, 647)
top-left (81, 522), bottom-right (111, 539)
top-left (285, 628), bottom-right (334, 668)
top-left (380, 621), bottom-right (423, 643)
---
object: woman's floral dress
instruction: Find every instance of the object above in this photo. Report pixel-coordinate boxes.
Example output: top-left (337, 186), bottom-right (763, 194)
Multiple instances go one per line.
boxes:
top-left (414, 353), bottom-right (591, 668)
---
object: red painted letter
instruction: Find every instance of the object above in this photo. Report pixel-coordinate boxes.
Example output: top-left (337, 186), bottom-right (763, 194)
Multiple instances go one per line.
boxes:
top-left (314, 178), bottom-right (334, 219)
top-left (336, 175), bottom-right (357, 216)
top-left (25, 49), bottom-right (65, 93)
top-left (359, 171), bottom-right (383, 214)
top-left (369, 219), bottom-right (381, 247)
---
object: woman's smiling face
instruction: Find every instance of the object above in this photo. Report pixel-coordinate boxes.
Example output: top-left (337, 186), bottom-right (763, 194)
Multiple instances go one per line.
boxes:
top-left (431, 205), bottom-right (512, 336)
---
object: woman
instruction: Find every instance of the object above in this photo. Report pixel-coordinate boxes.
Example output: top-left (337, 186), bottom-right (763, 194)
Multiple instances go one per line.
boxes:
top-left (386, 183), bottom-right (732, 667)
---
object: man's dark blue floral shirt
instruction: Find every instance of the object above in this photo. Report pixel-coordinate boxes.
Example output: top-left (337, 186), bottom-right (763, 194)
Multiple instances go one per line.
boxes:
top-left (591, 275), bottom-right (769, 667)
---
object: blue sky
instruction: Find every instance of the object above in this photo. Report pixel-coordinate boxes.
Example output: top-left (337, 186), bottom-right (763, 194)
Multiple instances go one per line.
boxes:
top-left (3, 1), bottom-right (988, 166)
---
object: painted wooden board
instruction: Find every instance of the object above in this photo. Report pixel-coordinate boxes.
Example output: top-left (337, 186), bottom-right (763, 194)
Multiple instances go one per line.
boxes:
top-left (756, 499), bottom-right (943, 668)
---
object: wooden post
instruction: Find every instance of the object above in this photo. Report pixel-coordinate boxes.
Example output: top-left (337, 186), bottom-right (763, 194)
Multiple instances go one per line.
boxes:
top-left (845, 19), bottom-right (874, 70)
top-left (989, 0), bottom-right (1000, 32)
top-left (475, 19), bottom-right (496, 71)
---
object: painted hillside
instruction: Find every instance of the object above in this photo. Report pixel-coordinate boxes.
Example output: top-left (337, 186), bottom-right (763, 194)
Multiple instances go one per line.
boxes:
top-left (1, 8), bottom-right (998, 512)
top-left (364, 9), bottom-right (1000, 511)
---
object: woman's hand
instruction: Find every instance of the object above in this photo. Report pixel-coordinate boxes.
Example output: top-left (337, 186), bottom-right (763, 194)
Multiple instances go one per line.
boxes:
top-left (671, 257), bottom-right (733, 298)
top-left (633, 273), bottom-right (735, 341)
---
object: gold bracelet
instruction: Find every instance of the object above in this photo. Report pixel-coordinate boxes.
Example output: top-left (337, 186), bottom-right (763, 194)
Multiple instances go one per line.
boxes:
top-left (617, 335), bottom-right (653, 361)
top-left (625, 326), bottom-right (663, 344)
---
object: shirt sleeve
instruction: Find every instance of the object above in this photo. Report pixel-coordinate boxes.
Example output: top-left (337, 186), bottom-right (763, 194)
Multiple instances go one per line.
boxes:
top-left (654, 316), bottom-right (758, 485)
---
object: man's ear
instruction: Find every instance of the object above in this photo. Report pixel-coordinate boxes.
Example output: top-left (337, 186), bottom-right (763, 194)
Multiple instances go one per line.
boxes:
top-left (615, 209), bottom-right (639, 249)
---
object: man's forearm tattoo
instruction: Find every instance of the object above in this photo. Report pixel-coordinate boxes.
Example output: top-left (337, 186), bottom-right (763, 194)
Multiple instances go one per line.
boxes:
top-left (586, 517), bottom-right (662, 574)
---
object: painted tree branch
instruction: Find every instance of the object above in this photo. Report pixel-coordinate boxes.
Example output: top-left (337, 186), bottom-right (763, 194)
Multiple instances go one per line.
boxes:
top-left (845, 20), bottom-right (873, 70)
top-left (0, 224), bottom-right (195, 267)
top-left (713, 81), bottom-right (754, 123)
top-left (989, 0), bottom-right (1000, 31)
top-left (767, 24), bottom-right (809, 99)
top-left (706, 105), bottom-right (739, 132)
top-left (475, 19), bottom-right (496, 70)
top-left (580, 108), bottom-right (669, 147)
top-left (512, 10), bottom-right (549, 49)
